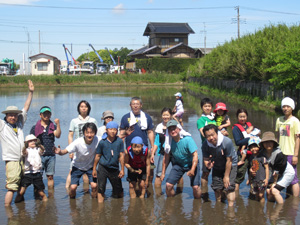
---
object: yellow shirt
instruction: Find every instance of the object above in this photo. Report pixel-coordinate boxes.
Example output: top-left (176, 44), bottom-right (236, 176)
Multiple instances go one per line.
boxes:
top-left (275, 116), bottom-right (300, 155)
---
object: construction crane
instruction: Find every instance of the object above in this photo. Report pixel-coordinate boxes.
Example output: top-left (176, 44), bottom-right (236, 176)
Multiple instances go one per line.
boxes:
top-left (89, 44), bottom-right (108, 74)
top-left (62, 44), bottom-right (79, 74)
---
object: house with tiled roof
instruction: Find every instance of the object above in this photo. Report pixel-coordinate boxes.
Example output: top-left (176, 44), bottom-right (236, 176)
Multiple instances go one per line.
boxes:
top-left (128, 22), bottom-right (196, 59)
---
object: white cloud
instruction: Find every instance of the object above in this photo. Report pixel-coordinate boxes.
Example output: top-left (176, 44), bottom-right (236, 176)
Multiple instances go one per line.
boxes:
top-left (112, 3), bottom-right (125, 14)
top-left (0, 0), bottom-right (40, 4)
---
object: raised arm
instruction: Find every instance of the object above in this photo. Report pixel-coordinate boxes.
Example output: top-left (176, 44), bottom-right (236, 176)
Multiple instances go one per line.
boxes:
top-left (54, 118), bottom-right (61, 138)
top-left (23, 80), bottom-right (34, 112)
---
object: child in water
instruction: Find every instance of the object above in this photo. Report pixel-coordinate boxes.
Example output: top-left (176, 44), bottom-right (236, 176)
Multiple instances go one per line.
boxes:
top-left (213, 102), bottom-right (231, 136)
top-left (124, 136), bottom-right (151, 198)
top-left (15, 134), bottom-right (48, 203)
top-left (247, 137), bottom-right (269, 203)
top-left (173, 92), bottom-right (184, 126)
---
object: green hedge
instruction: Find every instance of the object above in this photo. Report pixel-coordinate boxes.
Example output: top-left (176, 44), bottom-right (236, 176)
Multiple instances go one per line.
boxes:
top-left (136, 58), bottom-right (199, 74)
top-left (189, 24), bottom-right (300, 91)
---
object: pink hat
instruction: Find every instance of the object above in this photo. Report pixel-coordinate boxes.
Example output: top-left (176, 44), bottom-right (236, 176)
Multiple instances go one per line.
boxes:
top-left (213, 102), bottom-right (228, 113)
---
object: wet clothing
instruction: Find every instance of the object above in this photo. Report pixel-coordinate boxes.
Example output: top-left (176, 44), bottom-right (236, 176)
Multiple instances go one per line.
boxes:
top-left (120, 111), bottom-right (154, 148)
top-left (97, 164), bottom-right (123, 195)
top-left (211, 165), bottom-right (237, 192)
top-left (96, 137), bottom-right (124, 170)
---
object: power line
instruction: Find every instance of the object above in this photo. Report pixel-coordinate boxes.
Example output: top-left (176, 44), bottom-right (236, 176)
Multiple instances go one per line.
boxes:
top-left (0, 3), bottom-right (234, 11)
top-left (240, 6), bottom-right (300, 16)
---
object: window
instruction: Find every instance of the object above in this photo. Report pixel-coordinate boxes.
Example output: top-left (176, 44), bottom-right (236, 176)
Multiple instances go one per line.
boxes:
top-left (37, 62), bottom-right (48, 71)
top-left (174, 38), bottom-right (183, 43)
top-left (161, 38), bottom-right (169, 48)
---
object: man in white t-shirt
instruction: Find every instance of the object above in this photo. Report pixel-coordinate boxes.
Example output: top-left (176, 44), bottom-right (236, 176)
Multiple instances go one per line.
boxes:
top-left (56, 122), bottom-right (99, 198)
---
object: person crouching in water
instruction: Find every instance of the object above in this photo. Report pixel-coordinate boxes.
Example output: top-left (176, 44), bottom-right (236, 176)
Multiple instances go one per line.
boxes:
top-left (247, 137), bottom-right (269, 203)
top-left (92, 121), bottom-right (124, 203)
top-left (55, 122), bottom-right (99, 199)
top-left (259, 131), bottom-right (295, 204)
top-left (15, 134), bottom-right (47, 203)
top-left (124, 136), bottom-right (150, 198)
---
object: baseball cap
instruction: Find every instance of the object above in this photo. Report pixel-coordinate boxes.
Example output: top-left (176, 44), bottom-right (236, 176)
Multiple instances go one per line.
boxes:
top-left (166, 119), bottom-right (178, 128)
top-left (174, 92), bottom-right (182, 97)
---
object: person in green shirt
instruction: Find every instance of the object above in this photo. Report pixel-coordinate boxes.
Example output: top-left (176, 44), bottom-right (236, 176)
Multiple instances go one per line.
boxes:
top-left (196, 98), bottom-right (216, 199)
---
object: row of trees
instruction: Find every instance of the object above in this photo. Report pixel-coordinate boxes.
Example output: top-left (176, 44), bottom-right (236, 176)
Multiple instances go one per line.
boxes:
top-left (189, 24), bottom-right (300, 91)
top-left (77, 47), bottom-right (133, 65)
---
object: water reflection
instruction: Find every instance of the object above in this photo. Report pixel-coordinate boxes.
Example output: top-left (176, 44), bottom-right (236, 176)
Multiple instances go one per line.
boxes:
top-left (0, 86), bottom-right (299, 224)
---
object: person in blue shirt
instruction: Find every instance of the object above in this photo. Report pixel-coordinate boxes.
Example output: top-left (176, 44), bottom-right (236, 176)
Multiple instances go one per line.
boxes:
top-left (92, 121), bottom-right (124, 203)
top-left (161, 120), bottom-right (201, 199)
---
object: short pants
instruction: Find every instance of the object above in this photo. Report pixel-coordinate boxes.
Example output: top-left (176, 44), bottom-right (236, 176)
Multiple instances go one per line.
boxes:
top-left (211, 166), bottom-right (237, 192)
top-left (71, 166), bottom-right (97, 186)
top-left (166, 161), bottom-right (201, 187)
top-left (41, 155), bottom-right (56, 176)
top-left (5, 160), bottom-right (23, 191)
top-left (21, 172), bottom-right (45, 191)
top-left (127, 167), bottom-right (147, 182)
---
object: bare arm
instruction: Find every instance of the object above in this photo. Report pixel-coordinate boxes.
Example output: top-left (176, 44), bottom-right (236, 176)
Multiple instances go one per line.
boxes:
top-left (187, 151), bottom-right (198, 177)
top-left (54, 146), bottom-right (68, 155)
top-left (147, 129), bottom-right (155, 149)
top-left (223, 156), bottom-right (232, 188)
top-left (145, 153), bottom-right (151, 186)
top-left (199, 128), bottom-right (205, 138)
top-left (150, 144), bottom-right (158, 164)
top-left (92, 154), bottom-right (101, 178)
top-left (118, 152), bottom-right (125, 178)
top-left (292, 134), bottom-right (300, 165)
top-left (54, 118), bottom-right (61, 138)
top-left (264, 163), bottom-right (269, 187)
top-left (23, 80), bottom-right (34, 112)
top-left (68, 131), bottom-right (74, 145)
top-left (160, 153), bottom-right (170, 181)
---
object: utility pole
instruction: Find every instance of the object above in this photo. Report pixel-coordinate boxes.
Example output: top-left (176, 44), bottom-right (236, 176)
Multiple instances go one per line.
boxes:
top-left (39, 30), bottom-right (41, 53)
top-left (200, 23), bottom-right (207, 56)
top-left (235, 6), bottom-right (240, 39)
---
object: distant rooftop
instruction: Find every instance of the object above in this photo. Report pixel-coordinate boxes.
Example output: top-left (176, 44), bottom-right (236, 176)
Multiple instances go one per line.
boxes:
top-left (143, 22), bottom-right (195, 36)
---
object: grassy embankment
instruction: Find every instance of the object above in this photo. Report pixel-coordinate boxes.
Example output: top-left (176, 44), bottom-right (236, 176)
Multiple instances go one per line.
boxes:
top-left (0, 73), bottom-right (184, 87)
top-left (187, 24), bottom-right (300, 111)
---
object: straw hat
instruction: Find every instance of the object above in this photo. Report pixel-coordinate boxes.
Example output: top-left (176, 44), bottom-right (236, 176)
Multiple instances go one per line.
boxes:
top-left (2, 106), bottom-right (22, 114)
top-left (260, 131), bottom-right (279, 148)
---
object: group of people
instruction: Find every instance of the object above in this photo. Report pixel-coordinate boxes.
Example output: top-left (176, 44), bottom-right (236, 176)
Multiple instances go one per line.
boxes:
top-left (0, 80), bottom-right (299, 208)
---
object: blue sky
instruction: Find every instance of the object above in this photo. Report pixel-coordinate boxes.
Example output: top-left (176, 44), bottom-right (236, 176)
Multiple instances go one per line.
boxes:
top-left (0, 0), bottom-right (299, 63)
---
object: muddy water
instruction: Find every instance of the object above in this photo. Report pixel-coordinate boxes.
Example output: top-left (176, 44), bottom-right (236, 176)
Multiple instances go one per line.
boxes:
top-left (0, 86), bottom-right (299, 224)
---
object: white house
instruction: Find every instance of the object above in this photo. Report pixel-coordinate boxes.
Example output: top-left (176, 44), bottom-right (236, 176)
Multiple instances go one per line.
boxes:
top-left (29, 53), bottom-right (60, 75)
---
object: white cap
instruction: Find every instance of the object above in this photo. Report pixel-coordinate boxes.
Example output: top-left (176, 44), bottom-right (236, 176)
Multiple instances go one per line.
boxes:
top-left (281, 97), bottom-right (295, 110)
top-left (174, 92), bottom-right (182, 97)
top-left (25, 134), bottom-right (37, 142)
